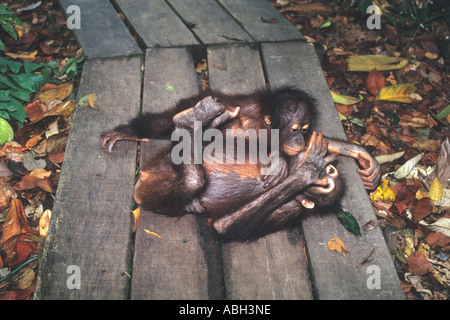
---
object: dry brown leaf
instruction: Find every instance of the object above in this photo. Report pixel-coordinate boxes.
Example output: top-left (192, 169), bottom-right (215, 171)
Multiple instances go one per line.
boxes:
top-left (37, 82), bottom-right (73, 102)
top-left (0, 199), bottom-right (34, 265)
top-left (35, 177), bottom-right (54, 193)
top-left (30, 169), bottom-right (52, 179)
top-left (16, 266), bottom-right (35, 290)
top-left (407, 252), bottom-right (432, 276)
top-left (16, 175), bottom-right (38, 190)
top-left (279, 3), bottom-right (334, 16)
top-left (4, 50), bottom-right (37, 60)
top-left (425, 232), bottom-right (450, 248)
top-left (39, 209), bottom-right (52, 238)
top-left (366, 69), bottom-right (386, 96)
top-left (411, 198), bottom-right (433, 223)
top-left (25, 136), bottom-right (43, 149)
top-left (87, 93), bottom-right (97, 109)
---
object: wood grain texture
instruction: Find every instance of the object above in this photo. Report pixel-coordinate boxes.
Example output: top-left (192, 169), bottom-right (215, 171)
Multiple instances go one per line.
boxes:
top-left (218, 0), bottom-right (304, 42)
top-left (167, 0), bottom-right (253, 44)
top-left (208, 44), bottom-right (313, 300)
top-left (261, 41), bottom-right (405, 299)
top-left (59, 0), bottom-right (142, 58)
top-left (115, 0), bottom-right (198, 48)
top-left (35, 56), bottom-right (141, 299)
top-left (130, 48), bottom-right (224, 299)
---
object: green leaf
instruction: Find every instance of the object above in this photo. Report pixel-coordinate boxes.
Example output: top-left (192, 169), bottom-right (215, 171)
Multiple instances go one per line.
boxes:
top-left (0, 118), bottom-right (14, 145)
top-left (58, 58), bottom-right (75, 76)
top-left (331, 91), bottom-right (361, 105)
top-left (336, 209), bottom-right (362, 237)
top-left (9, 104), bottom-right (25, 122)
top-left (9, 88), bottom-right (32, 101)
top-left (24, 61), bottom-right (44, 74)
top-left (357, 0), bottom-right (373, 13)
top-left (381, 109), bottom-right (400, 125)
top-left (0, 88), bottom-right (30, 103)
top-left (0, 74), bottom-right (20, 90)
top-left (436, 104), bottom-right (450, 120)
top-left (0, 39), bottom-right (4, 51)
top-left (7, 59), bottom-right (22, 74)
top-left (0, 57), bottom-right (8, 72)
top-left (349, 117), bottom-right (365, 127)
top-left (65, 61), bottom-right (78, 79)
top-left (0, 19), bottom-right (17, 39)
top-left (47, 61), bottom-right (58, 69)
top-left (0, 98), bottom-right (26, 122)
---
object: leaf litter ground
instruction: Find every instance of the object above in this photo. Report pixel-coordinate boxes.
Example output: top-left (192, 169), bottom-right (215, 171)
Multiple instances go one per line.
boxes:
top-left (270, 0), bottom-right (450, 300)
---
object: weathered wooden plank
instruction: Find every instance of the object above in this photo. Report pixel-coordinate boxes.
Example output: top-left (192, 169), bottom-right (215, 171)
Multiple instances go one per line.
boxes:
top-left (167, 0), bottom-right (253, 44)
top-left (35, 56), bottom-right (141, 299)
top-left (115, 0), bottom-right (198, 48)
top-left (130, 48), bottom-right (224, 299)
top-left (218, 0), bottom-right (304, 42)
top-left (58, 0), bottom-right (142, 58)
top-left (261, 41), bottom-right (405, 299)
top-left (208, 44), bottom-right (313, 299)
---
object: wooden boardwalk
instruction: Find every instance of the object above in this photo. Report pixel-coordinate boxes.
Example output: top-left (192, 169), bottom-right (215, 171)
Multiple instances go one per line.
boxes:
top-left (35, 0), bottom-right (405, 300)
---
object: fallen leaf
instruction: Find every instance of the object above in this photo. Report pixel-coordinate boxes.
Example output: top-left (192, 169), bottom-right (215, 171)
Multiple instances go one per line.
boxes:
top-left (425, 232), bottom-right (450, 248)
top-left (327, 237), bottom-right (349, 255)
top-left (45, 120), bottom-right (59, 138)
top-left (330, 91), bottom-right (361, 105)
top-left (435, 138), bottom-right (449, 188)
top-left (365, 69), bottom-right (386, 95)
top-left (39, 209), bottom-right (52, 238)
top-left (411, 198), bottom-right (433, 223)
top-left (0, 199), bottom-right (34, 265)
top-left (279, 2), bottom-right (334, 16)
top-left (375, 151), bottom-right (405, 164)
top-left (336, 209), bottom-right (361, 237)
top-left (37, 82), bottom-right (73, 102)
top-left (393, 154), bottom-right (423, 179)
top-left (131, 207), bottom-right (140, 233)
top-left (419, 219), bottom-right (450, 237)
top-left (413, 139), bottom-right (440, 152)
top-left (408, 252), bottom-right (432, 276)
top-left (347, 55), bottom-right (408, 72)
top-left (25, 136), bottom-right (43, 149)
top-left (363, 219), bottom-right (386, 231)
top-left (144, 229), bottom-right (163, 240)
top-left (87, 93), bottom-right (97, 108)
top-left (35, 177), bottom-right (54, 193)
top-left (15, 175), bottom-right (38, 190)
top-left (376, 84), bottom-right (417, 103)
top-left (370, 179), bottom-right (396, 202)
top-left (30, 168), bottom-right (52, 179)
top-left (4, 50), bottom-right (38, 60)
top-left (16, 266), bottom-right (35, 290)
top-left (429, 177), bottom-right (444, 201)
